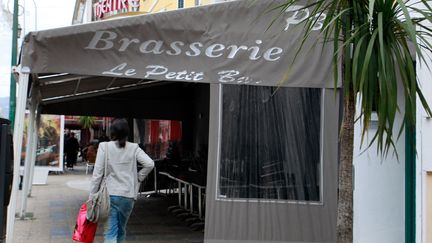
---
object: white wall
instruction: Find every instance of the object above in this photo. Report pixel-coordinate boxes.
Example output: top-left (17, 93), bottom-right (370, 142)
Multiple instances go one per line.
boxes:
top-left (353, 90), bottom-right (406, 242)
top-left (416, 27), bottom-right (432, 243)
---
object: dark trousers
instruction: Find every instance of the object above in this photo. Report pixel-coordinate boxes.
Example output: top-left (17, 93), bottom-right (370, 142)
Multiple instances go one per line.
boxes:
top-left (66, 152), bottom-right (77, 168)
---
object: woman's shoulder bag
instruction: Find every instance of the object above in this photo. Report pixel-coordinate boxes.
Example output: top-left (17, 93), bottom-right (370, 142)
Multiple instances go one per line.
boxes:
top-left (86, 142), bottom-right (111, 223)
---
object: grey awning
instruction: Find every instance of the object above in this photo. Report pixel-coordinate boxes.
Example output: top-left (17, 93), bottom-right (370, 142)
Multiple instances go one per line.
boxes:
top-left (21, 0), bottom-right (338, 102)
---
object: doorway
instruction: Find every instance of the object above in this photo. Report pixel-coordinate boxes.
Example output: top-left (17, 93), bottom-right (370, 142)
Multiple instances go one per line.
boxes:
top-left (86, 82), bottom-right (210, 241)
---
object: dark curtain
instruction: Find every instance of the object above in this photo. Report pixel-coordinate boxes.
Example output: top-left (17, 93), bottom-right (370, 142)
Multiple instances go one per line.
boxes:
top-left (219, 85), bottom-right (322, 201)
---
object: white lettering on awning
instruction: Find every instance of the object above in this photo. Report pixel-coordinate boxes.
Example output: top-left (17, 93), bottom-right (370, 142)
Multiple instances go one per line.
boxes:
top-left (85, 31), bottom-right (284, 62)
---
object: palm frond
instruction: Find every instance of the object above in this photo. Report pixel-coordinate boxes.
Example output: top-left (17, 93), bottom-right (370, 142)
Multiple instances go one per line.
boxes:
top-left (79, 116), bottom-right (96, 129)
top-left (275, 0), bottom-right (432, 155)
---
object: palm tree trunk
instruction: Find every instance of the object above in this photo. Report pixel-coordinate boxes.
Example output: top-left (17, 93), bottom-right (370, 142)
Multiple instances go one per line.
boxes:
top-left (337, 89), bottom-right (355, 243)
top-left (336, 7), bottom-right (354, 242)
top-left (89, 127), bottom-right (94, 141)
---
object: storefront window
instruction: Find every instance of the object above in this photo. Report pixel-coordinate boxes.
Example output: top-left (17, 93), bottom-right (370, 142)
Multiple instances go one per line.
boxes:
top-left (218, 85), bottom-right (322, 202)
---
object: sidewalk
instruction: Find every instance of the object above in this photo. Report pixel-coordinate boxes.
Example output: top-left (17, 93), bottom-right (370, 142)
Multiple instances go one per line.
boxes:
top-left (12, 164), bottom-right (204, 243)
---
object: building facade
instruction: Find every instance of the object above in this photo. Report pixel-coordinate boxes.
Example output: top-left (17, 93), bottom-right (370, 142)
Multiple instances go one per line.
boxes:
top-left (72, 0), bottom-right (230, 24)
top-left (66, 1), bottom-right (432, 242)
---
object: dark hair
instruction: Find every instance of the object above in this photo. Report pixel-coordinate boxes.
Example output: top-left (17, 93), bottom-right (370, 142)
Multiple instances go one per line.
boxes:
top-left (110, 119), bottom-right (129, 148)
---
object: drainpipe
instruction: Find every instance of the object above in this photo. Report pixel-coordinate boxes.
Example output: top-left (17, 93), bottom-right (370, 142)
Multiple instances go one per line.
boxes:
top-left (8, 0), bottom-right (19, 129)
top-left (405, 94), bottom-right (416, 243)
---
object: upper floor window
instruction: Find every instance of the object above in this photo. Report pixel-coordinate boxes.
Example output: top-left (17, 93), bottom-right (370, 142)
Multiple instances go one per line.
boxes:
top-left (178, 0), bottom-right (184, 8)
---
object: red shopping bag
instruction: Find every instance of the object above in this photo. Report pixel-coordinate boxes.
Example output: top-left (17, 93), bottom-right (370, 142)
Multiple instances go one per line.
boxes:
top-left (72, 202), bottom-right (98, 243)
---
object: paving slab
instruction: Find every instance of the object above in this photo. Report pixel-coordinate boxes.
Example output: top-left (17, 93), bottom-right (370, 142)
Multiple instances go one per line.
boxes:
top-left (12, 164), bottom-right (204, 243)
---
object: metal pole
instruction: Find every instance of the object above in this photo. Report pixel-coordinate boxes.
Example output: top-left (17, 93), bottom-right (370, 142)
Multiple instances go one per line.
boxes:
top-left (189, 185), bottom-right (193, 213)
top-left (405, 89), bottom-right (416, 243)
top-left (7, 69), bottom-right (30, 243)
top-left (184, 183), bottom-right (188, 209)
top-left (178, 181), bottom-right (181, 207)
top-left (27, 112), bottom-right (40, 197)
top-left (153, 167), bottom-right (157, 193)
top-left (198, 187), bottom-right (202, 219)
top-left (20, 96), bottom-right (36, 219)
top-left (8, 0), bottom-right (19, 128)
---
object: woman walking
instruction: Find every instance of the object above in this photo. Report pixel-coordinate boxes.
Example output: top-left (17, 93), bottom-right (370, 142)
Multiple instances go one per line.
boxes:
top-left (89, 119), bottom-right (154, 243)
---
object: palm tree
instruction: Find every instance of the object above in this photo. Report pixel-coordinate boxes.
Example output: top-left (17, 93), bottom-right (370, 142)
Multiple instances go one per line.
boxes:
top-left (275, 1), bottom-right (432, 242)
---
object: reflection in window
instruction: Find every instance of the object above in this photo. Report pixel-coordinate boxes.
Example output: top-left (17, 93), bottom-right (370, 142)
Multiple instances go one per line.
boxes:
top-left (219, 85), bottom-right (322, 201)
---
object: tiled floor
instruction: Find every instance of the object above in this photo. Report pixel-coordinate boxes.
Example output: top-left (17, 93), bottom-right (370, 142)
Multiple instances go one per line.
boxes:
top-left (12, 164), bottom-right (204, 243)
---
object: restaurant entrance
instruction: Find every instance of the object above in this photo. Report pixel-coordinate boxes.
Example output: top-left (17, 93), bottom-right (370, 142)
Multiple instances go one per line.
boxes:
top-left (49, 81), bottom-right (211, 235)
